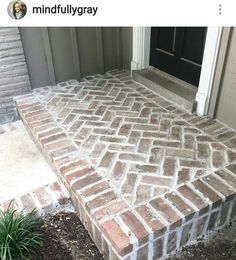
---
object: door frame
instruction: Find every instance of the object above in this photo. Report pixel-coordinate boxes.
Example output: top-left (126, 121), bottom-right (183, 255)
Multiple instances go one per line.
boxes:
top-left (131, 27), bottom-right (222, 116)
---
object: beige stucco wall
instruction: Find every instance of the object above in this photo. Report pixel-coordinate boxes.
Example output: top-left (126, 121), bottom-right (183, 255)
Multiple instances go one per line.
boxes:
top-left (214, 28), bottom-right (236, 129)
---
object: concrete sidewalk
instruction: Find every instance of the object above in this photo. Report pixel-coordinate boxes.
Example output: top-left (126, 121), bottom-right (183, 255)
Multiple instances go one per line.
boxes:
top-left (0, 121), bottom-right (70, 214)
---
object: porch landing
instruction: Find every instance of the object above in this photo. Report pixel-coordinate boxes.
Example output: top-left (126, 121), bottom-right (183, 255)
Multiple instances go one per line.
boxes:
top-left (15, 69), bottom-right (236, 259)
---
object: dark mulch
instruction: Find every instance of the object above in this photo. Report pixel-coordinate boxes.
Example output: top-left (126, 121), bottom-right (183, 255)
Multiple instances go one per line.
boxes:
top-left (168, 240), bottom-right (236, 260)
top-left (168, 222), bottom-right (236, 260)
top-left (28, 211), bottom-right (236, 260)
top-left (29, 212), bottom-right (103, 260)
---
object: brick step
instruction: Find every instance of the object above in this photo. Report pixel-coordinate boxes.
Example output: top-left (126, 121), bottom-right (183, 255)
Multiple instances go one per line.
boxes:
top-left (14, 70), bottom-right (236, 259)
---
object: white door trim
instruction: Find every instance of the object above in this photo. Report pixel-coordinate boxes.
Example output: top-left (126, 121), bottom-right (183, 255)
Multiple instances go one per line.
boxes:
top-left (131, 27), bottom-right (151, 71)
top-left (196, 27), bottom-right (222, 115)
top-left (131, 27), bottom-right (222, 116)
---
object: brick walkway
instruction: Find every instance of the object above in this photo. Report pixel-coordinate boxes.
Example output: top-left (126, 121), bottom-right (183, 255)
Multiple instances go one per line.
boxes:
top-left (15, 70), bottom-right (236, 259)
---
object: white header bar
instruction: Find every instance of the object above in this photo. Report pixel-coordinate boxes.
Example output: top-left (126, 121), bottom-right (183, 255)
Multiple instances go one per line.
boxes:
top-left (1, 0), bottom-right (236, 26)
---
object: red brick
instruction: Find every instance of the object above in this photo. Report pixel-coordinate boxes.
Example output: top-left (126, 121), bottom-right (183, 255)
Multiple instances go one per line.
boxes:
top-left (82, 135), bottom-right (98, 150)
top-left (44, 139), bottom-right (71, 152)
top-left (135, 185), bottom-right (152, 205)
top-left (184, 134), bottom-right (194, 149)
top-left (160, 119), bottom-right (170, 131)
top-left (143, 132), bottom-right (167, 139)
top-left (153, 237), bottom-right (164, 259)
top-left (102, 111), bottom-right (113, 121)
top-left (25, 109), bottom-right (45, 119)
top-left (193, 216), bottom-right (207, 239)
top-left (153, 140), bottom-right (181, 148)
top-left (93, 224), bottom-right (102, 251)
top-left (177, 168), bottom-right (191, 185)
top-left (72, 109), bottom-right (94, 115)
top-left (75, 127), bottom-right (92, 140)
top-left (178, 185), bottom-right (209, 215)
top-left (60, 159), bottom-right (87, 175)
top-left (99, 151), bottom-right (116, 168)
top-left (165, 192), bottom-right (195, 221)
top-left (197, 143), bottom-right (210, 159)
top-left (179, 160), bottom-right (207, 168)
top-left (142, 176), bottom-right (172, 187)
top-left (125, 117), bottom-right (148, 124)
top-left (63, 114), bottom-right (76, 125)
top-left (81, 181), bottom-right (110, 197)
top-left (110, 117), bottom-right (122, 129)
top-left (219, 202), bottom-right (231, 227)
top-left (71, 173), bottom-right (102, 192)
top-left (49, 145), bottom-right (77, 160)
top-left (150, 197), bottom-right (182, 229)
top-left (226, 163), bottom-right (236, 174)
top-left (137, 244), bottom-right (148, 260)
top-left (133, 124), bottom-right (157, 131)
top-left (119, 153), bottom-right (146, 162)
top-left (65, 166), bottom-right (94, 184)
top-left (111, 161), bottom-right (126, 180)
top-left (94, 199), bottom-right (128, 221)
top-left (86, 191), bottom-right (117, 212)
top-left (140, 107), bottom-right (151, 117)
top-left (33, 187), bottom-right (53, 212)
top-left (227, 152), bottom-right (236, 163)
top-left (102, 237), bottom-right (110, 259)
top-left (136, 205), bottom-right (166, 238)
top-left (93, 128), bottom-right (116, 135)
top-left (121, 173), bottom-right (137, 193)
top-left (192, 179), bottom-right (222, 208)
top-left (203, 175), bottom-right (235, 201)
top-left (180, 222), bottom-right (192, 247)
top-left (118, 124), bottom-right (132, 136)
top-left (128, 130), bottom-right (141, 145)
top-left (167, 231), bottom-right (177, 254)
top-left (215, 170), bottom-right (236, 189)
top-left (102, 220), bottom-right (132, 256)
top-left (131, 102), bottom-right (142, 112)
top-left (170, 126), bottom-right (181, 141)
top-left (196, 135), bottom-right (214, 142)
top-left (41, 133), bottom-right (66, 146)
top-left (90, 142), bottom-right (106, 158)
top-left (166, 148), bottom-right (194, 159)
top-left (138, 138), bottom-right (152, 153)
top-left (163, 158), bottom-right (176, 176)
top-left (27, 114), bottom-right (51, 125)
top-left (69, 120), bottom-right (84, 133)
top-left (49, 182), bottom-right (69, 205)
top-left (100, 136), bottom-right (125, 143)
top-left (130, 164), bottom-right (158, 174)
top-left (149, 147), bottom-right (163, 164)
top-left (212, 151), bottom-right (225, 168)
top-left (30, 118), bottom-right (54, 129)
top-left (109, 144), bottom-right (135, 153)
top-left (121, 211), bottom-right (148, 245)
top-left (207, 211), bottom-right (219, 231)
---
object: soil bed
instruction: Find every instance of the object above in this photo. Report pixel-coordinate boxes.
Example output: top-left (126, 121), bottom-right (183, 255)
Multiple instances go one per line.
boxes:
top-left (168, 221), bottom-right (236, 260)
top-left (29, 211), bottom-right (103, 260)
top-left (29, 211), bottom-right (236, 259)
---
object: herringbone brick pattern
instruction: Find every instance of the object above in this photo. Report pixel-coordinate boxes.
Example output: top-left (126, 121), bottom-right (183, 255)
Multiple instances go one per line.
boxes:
top-left (31, 70), bottom-right (236, 207)
top-left (15, 69), bottom-right (236, 259)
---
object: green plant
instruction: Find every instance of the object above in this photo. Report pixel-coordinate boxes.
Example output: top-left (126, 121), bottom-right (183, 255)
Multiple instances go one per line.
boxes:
top-left (0, 201), bottom-right (44, 260)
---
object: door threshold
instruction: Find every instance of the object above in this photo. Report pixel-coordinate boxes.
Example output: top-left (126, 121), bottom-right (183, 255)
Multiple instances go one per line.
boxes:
top-left (132, 67), bottom-right (198, 112)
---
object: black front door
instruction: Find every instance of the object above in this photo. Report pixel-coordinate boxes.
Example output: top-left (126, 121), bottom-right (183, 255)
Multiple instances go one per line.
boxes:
top-left (150, 27), bottom-right (207, 86)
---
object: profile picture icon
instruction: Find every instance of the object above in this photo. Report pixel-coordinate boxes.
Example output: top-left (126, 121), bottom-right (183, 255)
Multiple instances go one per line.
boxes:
top-left (8, 1), bottom-right (27, 19)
